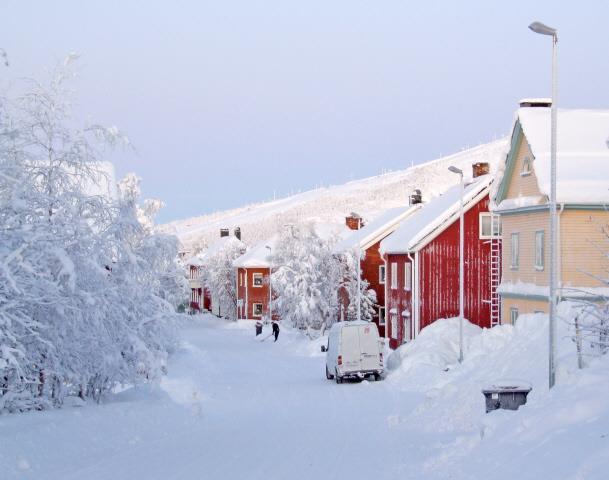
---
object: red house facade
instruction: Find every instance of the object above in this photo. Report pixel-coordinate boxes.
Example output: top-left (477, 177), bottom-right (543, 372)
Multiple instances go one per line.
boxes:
top-left (334, 208), bottom-right (420, 337)
top-left (381, 167), bottom-right (501, 349)
top-left (234, 240), bottom-right (277, 321)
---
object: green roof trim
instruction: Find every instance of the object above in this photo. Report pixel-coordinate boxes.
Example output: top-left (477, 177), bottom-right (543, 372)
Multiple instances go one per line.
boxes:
top-left (495, 120), bottom-right (523, 204)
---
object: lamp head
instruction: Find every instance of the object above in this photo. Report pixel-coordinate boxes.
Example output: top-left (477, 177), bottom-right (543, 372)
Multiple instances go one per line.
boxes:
top-left (448, 166), bottom-right (463, 175)
top-left (529, 21), bottom-right (557, 38)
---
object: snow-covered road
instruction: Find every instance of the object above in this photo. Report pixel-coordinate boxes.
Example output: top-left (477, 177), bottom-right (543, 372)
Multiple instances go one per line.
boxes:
top-left (1, 317), bottom-right (432, 480)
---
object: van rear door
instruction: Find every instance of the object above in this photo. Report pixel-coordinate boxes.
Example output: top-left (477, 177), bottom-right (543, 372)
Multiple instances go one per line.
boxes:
top-left (340, 325), bottom-right (362, 372)
top-left (358, 324), bottom-right (380, 371)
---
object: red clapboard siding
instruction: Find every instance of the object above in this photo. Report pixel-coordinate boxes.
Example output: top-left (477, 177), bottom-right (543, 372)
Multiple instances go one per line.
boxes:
top-left (419, 194), bottom-right (492, 331)
top-left (385, 194), bottom-right (496, 349)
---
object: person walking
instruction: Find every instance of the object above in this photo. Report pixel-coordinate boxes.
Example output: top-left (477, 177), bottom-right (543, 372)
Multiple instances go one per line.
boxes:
top-left (272, 322), bottom-right (280, 342)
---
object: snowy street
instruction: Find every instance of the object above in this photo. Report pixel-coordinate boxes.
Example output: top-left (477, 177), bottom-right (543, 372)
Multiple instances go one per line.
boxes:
top-left (1, 317), bottom-right (430, 480)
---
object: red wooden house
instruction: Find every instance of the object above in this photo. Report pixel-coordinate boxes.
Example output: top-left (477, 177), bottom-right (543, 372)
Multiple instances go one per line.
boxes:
top-left (333, 208), bottom-right (420, 337)
top-left (380, 164), bottom-right (501, 349)
top-left (234, 239), bottom-right (277, 321)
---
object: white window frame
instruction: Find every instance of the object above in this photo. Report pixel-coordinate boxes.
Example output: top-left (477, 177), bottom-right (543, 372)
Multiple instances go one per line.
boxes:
top-left (390, 262), bottom-right (398, 290)
top-left (379, 264), bottom-right (386, 285)
top-left (252, 272), bottom-right (264, 288)
top-left (253, 303), bottom-right (263, 317)
top-left (510, 232), bottom-right (520, 270)
top-left (404, 262), bottom-right (412, 291)
top-left (510, 307), bottom-right (519, 325)
top-left (521, 156), bottom-right (532, 176)
top-left (378, 307), bottom-right (386, 326)
top-left (479, 213), bottom-right (501, 239)
top-left (535, 230), bottom-right (545, 271)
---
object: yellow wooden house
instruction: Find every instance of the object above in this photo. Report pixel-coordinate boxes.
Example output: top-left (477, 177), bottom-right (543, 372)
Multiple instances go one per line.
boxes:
top-left (494, 100), bottom-right (609, 324)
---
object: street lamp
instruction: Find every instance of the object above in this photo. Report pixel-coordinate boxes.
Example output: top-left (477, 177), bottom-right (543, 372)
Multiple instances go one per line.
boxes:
top-left (448, 165), bottom-right (464, 363)
top-left (529, 20), bottom-right (558, 389)
top-left (265, 245), bottom-right (273, 324)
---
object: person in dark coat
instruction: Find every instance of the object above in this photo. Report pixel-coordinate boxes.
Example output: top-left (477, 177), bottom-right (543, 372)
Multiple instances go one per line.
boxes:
top-left (272, 322), bottom-right (280, 342)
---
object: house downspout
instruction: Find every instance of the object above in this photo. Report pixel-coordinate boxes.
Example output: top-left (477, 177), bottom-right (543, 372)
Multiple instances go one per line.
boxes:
top-left (557, 203), bottom-right (565, 301)
top-left (383, 253), bottom-right (388, 344)
top-left (407, 251), bottom-right (418, 339)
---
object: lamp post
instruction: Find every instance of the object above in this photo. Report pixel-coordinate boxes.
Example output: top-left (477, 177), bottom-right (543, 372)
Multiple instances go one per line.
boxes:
top-left (265, 245), bottom-right (272, 324)
top-left (448, 165), bottom-right (464, 363)
top-left (356, 213), bottom-right (365, 322)
top-left (529, 20), bottom-right (558, 389)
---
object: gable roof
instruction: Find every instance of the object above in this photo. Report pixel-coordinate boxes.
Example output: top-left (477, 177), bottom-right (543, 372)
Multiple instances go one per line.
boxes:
top-left (496, 107), bottom-right (609, 206)
top-left (333, 205), bottom-right (420, 253)
top-left (381, 175), bottom-right (492, 254)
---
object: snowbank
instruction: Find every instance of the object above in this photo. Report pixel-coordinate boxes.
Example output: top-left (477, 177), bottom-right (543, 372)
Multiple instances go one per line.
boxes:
top-left (385, 309), bottom-right (609, 479)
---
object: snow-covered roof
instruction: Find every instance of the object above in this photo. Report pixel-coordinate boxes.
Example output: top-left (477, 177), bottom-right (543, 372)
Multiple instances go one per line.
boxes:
top-left (233, 237), bottom-right (278, 268)
top-left (381, 175), bottom-right (492, 254)
top-left (198, 236), bottom-right (244, 262)
top-left (515, 107), bottom-right (609, 204)
top-left (333, 206), bottom-right (420, 253)
top-left (184, 255), bottom-right (204, 267)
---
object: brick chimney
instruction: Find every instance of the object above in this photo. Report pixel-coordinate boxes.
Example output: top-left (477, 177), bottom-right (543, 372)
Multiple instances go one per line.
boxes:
top-left (409, 189), bottom-right (422, 206)
top-left (345, 213), bottom-right (363, 231)
top-left (234, 227), bottom-right (241, 240)
top-left (472, 162), bottom-right (490, 178)
top-left (220, 228), bottom-right (229, 238)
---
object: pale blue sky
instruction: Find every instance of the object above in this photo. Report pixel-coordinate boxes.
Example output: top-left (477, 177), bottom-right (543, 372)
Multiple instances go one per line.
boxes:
top-left (2, 1), bottom-right (609, 222)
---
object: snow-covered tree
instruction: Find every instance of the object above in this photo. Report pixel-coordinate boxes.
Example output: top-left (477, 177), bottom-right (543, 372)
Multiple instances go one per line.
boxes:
top-left (204, 237), bottom-right (245, 320)
top-left (271, 224), bottom-right (343, 336)
top-left (0, 55), bottom-right (183, 413)
top-left (341, 249), bottom-right (377, 321)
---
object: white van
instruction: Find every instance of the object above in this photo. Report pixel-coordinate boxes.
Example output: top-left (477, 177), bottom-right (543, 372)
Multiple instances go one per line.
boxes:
top-left (321, 321), bottom-right (384, 383)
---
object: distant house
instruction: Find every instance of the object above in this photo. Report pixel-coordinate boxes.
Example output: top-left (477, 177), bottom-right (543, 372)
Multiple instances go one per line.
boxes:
top-left (233, 238), bottom-right (277, 321)
top-left (334, 207), bottom-right (420, 337)
top-left (185, 254), bottom-right (205, 313)
top-left (494, 102), bottom-right (609, 323)
top-left (381, 165), bottom-right (501, 349)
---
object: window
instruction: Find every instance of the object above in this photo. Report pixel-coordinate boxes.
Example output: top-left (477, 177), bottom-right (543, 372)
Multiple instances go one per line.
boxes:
top-left (391, 262), bottom-right (398, 289)
top-left (390, 313), bottom-right (398, 339)
top-left (404, 262), bottom-right (412, 291)
top-left (479, 213), bottom-right (501, 239)
top-left (510, 233), bottom-right (519, 269)
top-left (379, 265), bottom-right (386, 285)
top-left (239, 272), bottom-right (243, 287)
top-left (521, 156), bottom-right (532, 176)
top-left (510, 307), bottom-right (519, 325)
top-left (253, 273), bottom-right (264, 287)
top-left (378, 307), bottom-right (386, 326)
top-left (253, 303), bottom-right (263, 317)
top-left (535, 230), bottom-right (545, 270)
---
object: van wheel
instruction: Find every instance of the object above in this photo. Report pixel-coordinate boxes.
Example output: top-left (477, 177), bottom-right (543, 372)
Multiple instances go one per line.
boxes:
top-left (374, 373), bottom-right (382, 381)
top-left (335, 369), bottom-right (343, 384)
top-left (326, 366), bottom-right (334, 380)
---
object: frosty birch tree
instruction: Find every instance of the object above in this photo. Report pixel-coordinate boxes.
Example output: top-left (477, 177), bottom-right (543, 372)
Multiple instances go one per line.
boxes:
top-left (204, 237), bottom-right (245, 320)
top-left (0, 55), bottom-right (183, 413)
top-left (341, 249), bottom-right (377, 322)
top-left (271, 224), bottom-right (343, 336)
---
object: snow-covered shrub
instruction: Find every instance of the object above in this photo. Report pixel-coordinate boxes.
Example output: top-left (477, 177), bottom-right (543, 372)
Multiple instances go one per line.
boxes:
top-left (0, 56), bottom-right (183, 413)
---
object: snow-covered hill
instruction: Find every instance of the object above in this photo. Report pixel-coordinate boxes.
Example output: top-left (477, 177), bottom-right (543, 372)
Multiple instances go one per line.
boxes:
top-left (160, 139), bottom-right (509, 250)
